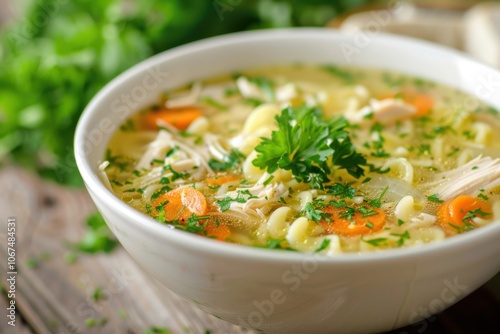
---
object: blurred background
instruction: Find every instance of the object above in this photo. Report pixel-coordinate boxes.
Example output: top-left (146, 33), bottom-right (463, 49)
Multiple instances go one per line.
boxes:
top-left (0, 0), bottom-right (379, 186)
top-left (1, 0), bottom-right (499, 186)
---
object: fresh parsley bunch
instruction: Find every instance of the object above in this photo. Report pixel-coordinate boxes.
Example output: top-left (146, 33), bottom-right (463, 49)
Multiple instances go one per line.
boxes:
top-left (252, 106), bottom-right (366, 189)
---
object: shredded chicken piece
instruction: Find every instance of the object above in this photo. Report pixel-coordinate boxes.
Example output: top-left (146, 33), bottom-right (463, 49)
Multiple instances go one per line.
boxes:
top-left (346, 98), bottom-right (416, 124)
top-left (370, 98), bottom-right (416, 123)
top-left (426, 156), bottom-right (500, 201)
top-left (135, 130), bottom-right (174, 170)
top-left (170, 159), bottom-right (198, 173)
top-left (275, 83), bottom-right (297, 102)
top-left (98, 161), bottom-right (113, 191)
top-left (217, 180), bottom-right (289, 220)
top-left (409, 213), bottom-right (437, 229)
top-left (131, 128), bottom-right (215, 188)
top-left (242, 183), bottom-right (288, 213)
top-left (166, 81), bottom-right (202, 109)
top-left (236, 77), bottom-right (264, 99)
top-left (204, 133), bottom-right (229, 161)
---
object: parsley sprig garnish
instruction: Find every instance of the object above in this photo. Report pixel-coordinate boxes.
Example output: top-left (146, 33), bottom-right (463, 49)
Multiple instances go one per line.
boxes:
top-left (252, 106), bottom-right (366, 189)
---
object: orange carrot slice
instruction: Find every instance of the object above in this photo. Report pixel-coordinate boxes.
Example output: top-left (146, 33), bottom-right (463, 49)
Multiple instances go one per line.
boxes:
top-left (320, 206), bottom-right (386, 236)
top-left (144, 107), bottom-right (202, 130)
top-left (202, 219), bottom-right (232, 241)
top-left (437, 195), bottom-right (492, 235)
top-left (153, 187), bottom-right (207, 223)
top-left (411, 94), bottom-right (433, 117)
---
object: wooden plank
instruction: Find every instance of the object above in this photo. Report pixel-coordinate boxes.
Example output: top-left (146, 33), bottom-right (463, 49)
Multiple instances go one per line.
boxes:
top-left (0, 167), bottom-right (250, 334)
top-left (0, 282), bottom-right (34, 334)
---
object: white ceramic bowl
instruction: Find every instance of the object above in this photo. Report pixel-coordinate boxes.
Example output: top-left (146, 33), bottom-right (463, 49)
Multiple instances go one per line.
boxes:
top-left (75, 28), bottom-right (500, 334)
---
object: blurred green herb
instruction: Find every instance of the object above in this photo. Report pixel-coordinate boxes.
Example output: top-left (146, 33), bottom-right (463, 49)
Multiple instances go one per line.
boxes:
top-left (91, 287), bottom-right (105, 302)
top-left (144, 327), bottom-right (171, 334)
top-left (64, 251), bottom-right (78, 264)
top-left (85, 317), bottom-right (107, 328)
top-left (0, 0), bottom-right (375, 186)
top-left (77, 212), bottom-right (118, 253)
top-left (25, 258), bottom-right (39, 269)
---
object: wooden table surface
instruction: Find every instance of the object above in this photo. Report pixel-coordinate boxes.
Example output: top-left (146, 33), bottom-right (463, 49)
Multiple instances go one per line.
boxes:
top-left (0, 167), bottom-right (252, 334)
top-left (0, 166), bottom-right (499, 334)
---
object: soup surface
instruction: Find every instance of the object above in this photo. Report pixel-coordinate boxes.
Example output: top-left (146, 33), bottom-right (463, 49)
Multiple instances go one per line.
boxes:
top-left (102, 65), bottom-right (500, 254)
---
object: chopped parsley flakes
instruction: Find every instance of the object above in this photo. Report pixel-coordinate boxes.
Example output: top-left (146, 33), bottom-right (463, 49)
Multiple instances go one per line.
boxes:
top-left (427, 193), bottom-right (444, 203)
top-left (208, 149), bottom-right (245, 172)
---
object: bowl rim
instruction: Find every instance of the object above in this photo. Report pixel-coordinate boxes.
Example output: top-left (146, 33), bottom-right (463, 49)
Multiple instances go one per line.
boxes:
top-left (75, 27), bottom-right (500, 265)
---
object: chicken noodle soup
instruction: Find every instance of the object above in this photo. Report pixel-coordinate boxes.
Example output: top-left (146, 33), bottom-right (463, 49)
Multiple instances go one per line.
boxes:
top-left (101, 65), bottom-right (500, 254)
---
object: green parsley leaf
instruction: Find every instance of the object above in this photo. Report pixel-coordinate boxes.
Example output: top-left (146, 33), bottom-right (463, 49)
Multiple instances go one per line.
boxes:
top-left (463, 208), bottom-right (491, 220)
top-left (367, 164), bottom-right (391, 174)
top-left (329, 199), bottom-right (347, 209)
top-left (450, 221), bottom-right (476, 233)
top-left (427, 193), bottom-right (444, 203)
top-left (327, 182), bottom-right (356, 199)
top-left (339, 206), bottom-right (356, 221)
top-left (369, 186), bottom-right (388, 208)
top-left (303, 202), bottom-right (329, 223)
top-left (329, 137), bottom-right (367, 178)
top-left (478, 193), bottom-right (489, 200)
top-left (165, 146), bottom-right (179, 158)
top-left (242, 97), bottom-right (264, 107)
top-left (358, 207), bottom-right (378, 218)
top-left (362, 237), bottom-right (388, 247)
top-left (185, 214), bottom-right (207, 234)
top-left (208, 149), bottom-right (245, 172)
top-left (263, 175), bottom-right (274, 186)
top-left (200, 96), bottom-right (228, 110)
top-left (151, 158), bottom-right (164, 165)
top-left (216, 197), bottom-right (232, 212)
top-left (314, 239), bottom-right (331, 252)
top-left (160, 177), bottom-right (171, 184)
top-left (266, 238), bottom-right (284, 249)
top-left (215, 190), bottom-right (257, 212)
top-left (447, 146), bottom-right (460, 157)
top-left (418, 144), bottom-right (431, 155)
top-left (120, 119), bottom-right (135, 131)
top-left (252, 106), bottom-right (365, 189)
top-left (391, 230), bottom-right (410, 247)
top-left (322, 65), bottom-right (355, 84)
top-left (151, 186), bottom-right (172, 201)
top-left (162, 164), bottom-right (187, 181)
